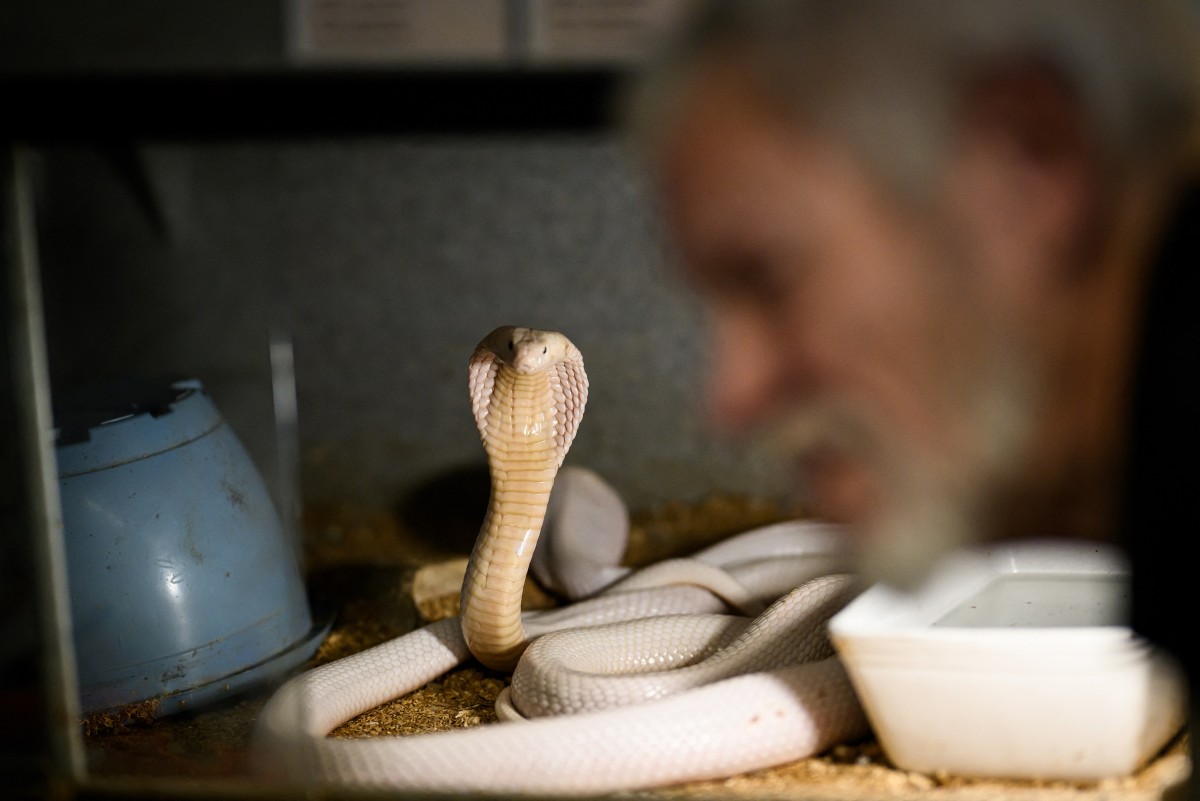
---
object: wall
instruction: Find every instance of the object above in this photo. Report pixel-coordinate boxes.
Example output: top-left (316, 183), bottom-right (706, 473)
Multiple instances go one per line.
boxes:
top-left (36, 137), bottom-right (783, 515)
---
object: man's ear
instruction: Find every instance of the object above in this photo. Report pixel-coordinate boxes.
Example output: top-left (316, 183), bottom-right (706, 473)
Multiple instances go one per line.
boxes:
top-left (949, 60), bottom-right (1101, 287)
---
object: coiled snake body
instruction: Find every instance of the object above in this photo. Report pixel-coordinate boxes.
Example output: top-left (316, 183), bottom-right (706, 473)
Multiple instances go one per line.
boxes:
top-left (253, 326), bottom-right (868, 794)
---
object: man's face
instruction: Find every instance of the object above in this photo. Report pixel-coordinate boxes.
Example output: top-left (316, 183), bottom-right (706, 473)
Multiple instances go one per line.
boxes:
top-left (657, 65), bottom-right (1041, 587)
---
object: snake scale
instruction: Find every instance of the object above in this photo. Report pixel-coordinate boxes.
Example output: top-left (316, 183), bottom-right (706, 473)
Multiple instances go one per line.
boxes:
top-left (252, 325), bottom-right (869, 794)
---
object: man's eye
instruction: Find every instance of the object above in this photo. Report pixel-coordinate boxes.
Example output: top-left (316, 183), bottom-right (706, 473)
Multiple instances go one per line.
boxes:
top-left (716, 254), bottom-right (790, 304)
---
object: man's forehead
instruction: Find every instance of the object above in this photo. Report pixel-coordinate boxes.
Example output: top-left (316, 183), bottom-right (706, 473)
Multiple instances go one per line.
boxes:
top-left (657, 59), bottom-right (898, 203)
top-left (659, 62), bottom-right (789, 179)
top-left (657, 70), bottom-right (902, 262)
top-left (659, 73), bottom-right (803, 233)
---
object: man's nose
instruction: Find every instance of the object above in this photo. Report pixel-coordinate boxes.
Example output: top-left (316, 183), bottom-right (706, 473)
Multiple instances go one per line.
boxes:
top-left (706, 316), bottom-right (786, 431)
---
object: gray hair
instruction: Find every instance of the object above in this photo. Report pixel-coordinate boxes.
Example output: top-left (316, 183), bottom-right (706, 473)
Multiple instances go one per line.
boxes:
top-left (626, 0), bottom-right (1200, 198)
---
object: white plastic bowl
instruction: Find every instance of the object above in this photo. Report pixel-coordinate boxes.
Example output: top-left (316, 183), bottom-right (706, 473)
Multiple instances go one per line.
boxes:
top-left (828, 539), bottom-right (1187, 781)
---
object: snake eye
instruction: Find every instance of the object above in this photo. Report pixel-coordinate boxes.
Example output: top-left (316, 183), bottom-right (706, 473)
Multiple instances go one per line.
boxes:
top-left (507, 340), bottom-right (514, 351)
top-left (542, 347), bottom-right (547, 354)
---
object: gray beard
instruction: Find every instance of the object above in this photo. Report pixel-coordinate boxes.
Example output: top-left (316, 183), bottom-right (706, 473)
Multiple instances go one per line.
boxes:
top-left (764, 334), bottom-right (1040, 591)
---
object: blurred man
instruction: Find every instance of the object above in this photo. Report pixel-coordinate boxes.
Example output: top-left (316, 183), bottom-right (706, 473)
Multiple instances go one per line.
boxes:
top-left (628, 0), bottom-right (1198, 782)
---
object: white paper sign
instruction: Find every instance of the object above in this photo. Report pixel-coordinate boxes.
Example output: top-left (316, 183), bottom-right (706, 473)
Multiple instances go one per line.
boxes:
top-left (289, 0), bottom-right (508, 64)
top-left (526, 0), bottom-right (697, 64)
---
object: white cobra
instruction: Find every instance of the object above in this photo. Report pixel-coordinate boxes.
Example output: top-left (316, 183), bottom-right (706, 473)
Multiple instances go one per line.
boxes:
top-left (252, 325), bottom-right (870, 795)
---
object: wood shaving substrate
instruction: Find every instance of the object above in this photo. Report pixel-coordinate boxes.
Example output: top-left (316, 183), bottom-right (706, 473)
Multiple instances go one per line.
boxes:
top-left (322, 493), bottom-right (1192, 801)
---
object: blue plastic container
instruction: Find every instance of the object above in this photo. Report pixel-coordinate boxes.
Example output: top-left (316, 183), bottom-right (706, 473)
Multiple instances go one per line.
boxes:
top-left (55, 378), bottom-right (327, 715)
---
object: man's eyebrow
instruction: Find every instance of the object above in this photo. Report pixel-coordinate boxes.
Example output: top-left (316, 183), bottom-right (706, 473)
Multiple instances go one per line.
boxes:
top-left (687, 248), bottom-right (790, 302)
